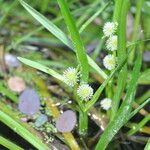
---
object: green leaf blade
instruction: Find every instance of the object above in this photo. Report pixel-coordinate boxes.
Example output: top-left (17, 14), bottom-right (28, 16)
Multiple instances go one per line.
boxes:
top-left (18, 57), bottom-right (63, 82)
top-left (57, 0), bottom-right (89, 82)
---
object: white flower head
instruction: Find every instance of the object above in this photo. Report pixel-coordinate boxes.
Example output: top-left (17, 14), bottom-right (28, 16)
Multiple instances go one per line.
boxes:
top-left (63, 67), bottom-right (78, 87)
top-left (106, 35), bottom-right (118, 51)
top-left (103, 22), bottom-right (118, 37)
top-left (100, 98), bottom-right (112, 110)
top-left (77, 84), bottom-right (93, 101)
top-left (103, 54), bottom-right (116, 70)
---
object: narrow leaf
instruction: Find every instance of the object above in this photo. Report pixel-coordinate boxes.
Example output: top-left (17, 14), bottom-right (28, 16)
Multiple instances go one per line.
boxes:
top-left (19, 0), bottom-right (107, 80)
top-left (95, 51), bottom-right (142, 150)
top-left (17, 57), bottom-right (63, 81)
top-left (57, 0), bottom-right (89, 82)
top-left (0, 136), bottom-right (23, 150)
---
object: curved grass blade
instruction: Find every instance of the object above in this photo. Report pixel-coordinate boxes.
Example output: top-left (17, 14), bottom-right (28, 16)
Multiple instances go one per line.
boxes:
top-left (19, 0), bottom-right (73, 49)
top-left (17, 57), bottom-right (63, 82)
top-left (57, 0), bottom-right (89, 82)
top-left (95, 50), bottom-right (142, 150)
top-left (19, 0), bottom-right (107, 80)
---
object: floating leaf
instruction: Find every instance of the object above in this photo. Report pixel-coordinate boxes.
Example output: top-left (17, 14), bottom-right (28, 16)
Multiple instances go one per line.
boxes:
top-left (18, 89), bottom-right (40, 115)
top-left (56, 110), bottom-right (76, 133)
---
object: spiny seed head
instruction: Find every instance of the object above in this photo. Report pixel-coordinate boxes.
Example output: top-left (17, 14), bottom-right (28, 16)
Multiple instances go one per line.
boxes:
top-left (103, 54), bottom-right (116, 70)
top-left (100, 98), bottom-right (112, 110)
top-left (103, 22), bottom-right (118, 37)
top-left (77, 84), bottom-right (93, 101)
top-left (63, 67), bottom-right (78, 87)
top-left (106, 35), bottom-right (118, 51)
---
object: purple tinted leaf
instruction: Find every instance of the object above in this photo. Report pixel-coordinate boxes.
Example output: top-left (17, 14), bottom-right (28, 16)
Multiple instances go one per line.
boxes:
top-left (18, 89), bottom-right (40, 116)
top-left (56, 110), bottom-right (76, 133)
top-left (5, 54), bottom-right (20, 68)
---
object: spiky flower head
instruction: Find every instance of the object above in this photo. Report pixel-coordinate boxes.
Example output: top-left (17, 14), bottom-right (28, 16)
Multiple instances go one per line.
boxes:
top-left (103, 54), bottom-right (116, 70)
top-left (100, 98), bottom-right (112, 110)
top-left (77, 84), bottom-right (93, 101)
top-left (63, 67), bottom-right (78, 87)
top-left (106, 35), bottom-right (118, 51)
top-left (103, 22), bottom-right (118, 37)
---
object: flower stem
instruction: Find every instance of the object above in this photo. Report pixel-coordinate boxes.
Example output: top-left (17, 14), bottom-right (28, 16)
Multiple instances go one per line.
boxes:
top-left (79, 109), bottom-right (88, 136)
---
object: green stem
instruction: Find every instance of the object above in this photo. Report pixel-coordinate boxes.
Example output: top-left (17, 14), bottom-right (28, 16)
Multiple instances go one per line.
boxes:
top-left (127, 114), bottom-right (150, 135)
top-left (79, 109), bottom-right (88, 136)
top-left (0, 136), bottom-right (23, 150)
top-left (145, 139), bottom-right (150, 150)
top-left (95, 45), bottom-right (142, 150)
top-left (113, 0), bottom-right (123, 22)
top-left (111, 0), bottom-right (129, 120)
top-left (129, 0), bottom-right (144, 64)
top-left (79, 1), bottom-right (110, 33)
top-left (57, 0), bottom-right (89, 82)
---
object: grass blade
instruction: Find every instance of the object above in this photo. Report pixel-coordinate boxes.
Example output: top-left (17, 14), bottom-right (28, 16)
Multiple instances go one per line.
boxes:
top-left (85, 53), bottom-right (128, 111)
top-left (19, 0), bottom-right (73, 49)
top-left (79, 1), bottom-right (110, 33)
top-left (130, 98), bottom-right (150, 118)
top-left (0, 136), bottom-right (23, 150)
top-left (19, 0), bottom-right (107, 80)
top-left (57, 0), bottom-right (89, 82)
top-left (145, 139), bottom-right (150, 150)
top-left (17, 57), bottom-right (63, 82)
top-left (111, 0), bottom-right (129, 120)
top-left (95, 50), bottom-right (142, 150)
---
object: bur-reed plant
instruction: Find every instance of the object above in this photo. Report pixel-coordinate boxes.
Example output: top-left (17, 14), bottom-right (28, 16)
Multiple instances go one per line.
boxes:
top-left (0, 0), bottom-right (150, 149)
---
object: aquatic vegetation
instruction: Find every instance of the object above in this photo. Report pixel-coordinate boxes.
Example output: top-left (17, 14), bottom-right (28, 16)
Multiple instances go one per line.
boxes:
top-left (18, 89), bottom-right (40, 115)
top-left (0, 0), bottom-right (150, 150)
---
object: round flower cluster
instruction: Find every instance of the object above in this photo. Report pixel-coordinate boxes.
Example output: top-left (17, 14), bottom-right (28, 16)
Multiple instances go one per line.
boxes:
top-left (102, 22), bottom-right (118, 70)
top-left (100, 98), bottom-right (112, 110)
top-left (103, 54), bottom-right (116, 70)
top-left (103, 22), bottom-right (118, 37)
top-left (63, 67), bottom-right (79, 87)
top-left (63, 67), bottom-right (94, 102)
top-left (77, 84), bottom-right (93, 101)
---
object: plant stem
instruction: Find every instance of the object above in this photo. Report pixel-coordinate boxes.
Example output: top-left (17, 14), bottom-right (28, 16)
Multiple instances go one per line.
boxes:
top-left (145, 138), bottom-right (150, 150)
top-left (95, 44), bottom-right (142, 150)
top-left (79, 109), bottom-right (88, 136)
top-left (111, 0), bottom-right (129, 120)
top-left (129, 0), bottom-right (144, 64)
top-left (57, 0), bottom-right (89, 82)
top-left (127, 114), bottom-right (150, 135)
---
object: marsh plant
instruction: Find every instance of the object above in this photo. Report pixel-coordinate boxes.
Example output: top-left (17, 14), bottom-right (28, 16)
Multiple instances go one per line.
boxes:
top-left (0, 0), bottom-right (150, 150)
